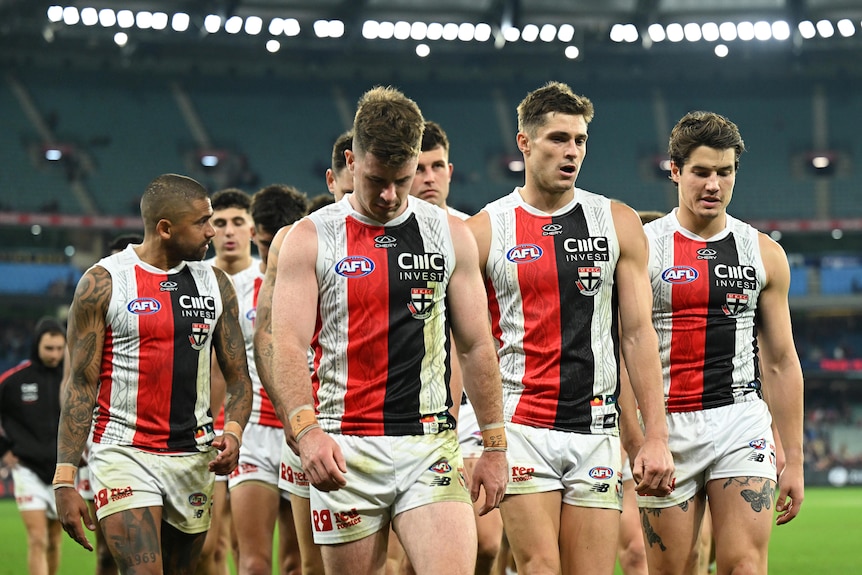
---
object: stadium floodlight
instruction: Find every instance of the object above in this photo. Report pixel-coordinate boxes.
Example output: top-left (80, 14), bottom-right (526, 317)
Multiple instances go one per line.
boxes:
top-left (283, 18), bottom-right (300, 36)
top-left (269, 18), bottom-right (284, 36)
top-left (245, 16), bottom-right (263, 35)
top-left (204, 15), bottom-right (221, 34)
top-left (442, 22), bottom-right (459, 40)
top-left (623, 24), bottom-right (638, 42)
top-left (475, 23), bottom-right (492, 42)
top-left (458, 22), bottom-right (475, 42)
top-left (266, 39), bottom-right (280, 53)
top-left (80, 7), bottom-right (98, 26)
top-left (837, 19), bottom-right (855, 37)
top-left (521, 24), bottom-right (539, 42)
top-left (558, 24), bottom-right (574, 43)
top-left (648, 23), bottom-right (665, 42)
top-left (816, 20), bottom-right (835, 38)
top-left (719, 21), bottom-right (737, 41)
top-left (410, 21), bottom-right (427, 40)
top-left (715, 43), bottom-right (729, 57)
top-left (737, 21), bottom-right (754, 41)
top-left (564, 45), bottom-right (580, 59)
top-left (313, 20), bottom-right (328, 37)
top-left (502, 26), bottom-right (520, 42)
top-left (329, 20), bottom-right (344, 38)
top-left (374, 21), bottom-right (392, 39)
top-left (772, 21), bottom-right (790, 40)
top-left (684, 22), bottom-right (702, 42)
top-left (753, 21), bottom-right (772, 41)
top-left (117, 10), bottom-right (134, 29)
top-left (225, 16), bottom-right (243, 34)
top-left (702, 22), bottom-right (719, 42)
top-left (416, 43), bottom-right (430, 57)
top-left (63, 6), bottom-right (80, 26)
top-left (539, 24), bottom-right (556, 42)
top-left (394, 21), bottom-right (411, 40)
top-left (47, 6), bottom-right (63, 23)
top-left (98, 9), bottom-right (116, 27)
top-left (798, 21), bottom-right (816, 39)
top-left (427, 22), bottom-right (443, 40)
top-left (172, 13), bottom-right (190, 32)
top-left (609, 23), bottom-right (625, 42)
top-left (151, 12), bottom-right (168, 30)
top-left (114, 31), bottom-right (128, 46)
top-left (666, 23), bottom-right (684, 42)
top-left (135, 11), bottom-right (153, 30)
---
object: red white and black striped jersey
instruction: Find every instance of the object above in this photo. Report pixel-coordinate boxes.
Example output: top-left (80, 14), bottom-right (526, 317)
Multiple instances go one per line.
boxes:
top-left (645, 211), bottom-right (765, 413)
top-left (482, 188), bottom-right (621, 435)
top-left (91, 245), bottom-right (223, 452)
top-left (306, 196), bottom-right (456, 436)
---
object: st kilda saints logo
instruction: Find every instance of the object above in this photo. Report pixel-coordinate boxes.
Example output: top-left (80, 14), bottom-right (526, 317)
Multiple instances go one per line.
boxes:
top-left (721, 292), bottom-right (750, 317)
top-left (576, 267), bottom-right (602, 296)
top-left (408, 287), bottom-right (435, 320)
top-left (189, 322), bottom-right (211, 350)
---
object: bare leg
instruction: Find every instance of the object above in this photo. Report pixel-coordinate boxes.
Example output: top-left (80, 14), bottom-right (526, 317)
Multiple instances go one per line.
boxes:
top-left (289, 494), bottom-right (324, 575)
top-left (321, 527), bottom-right (389, 575)
top-left (499, 492), bottom-right (562, 575)
top-left (231, 481), bottom-right (279, 575)
top-left (617, 479), bottom-right (648, 575)
top-left (20, 509), bottom-right (51, 575)
top-left (277, 495), bottom-right (301, 575)
top-left (394, 501), bottom-right (477, 575)
top-left (707, 477), bottom-right (774, 575)
top-left (640, 493), bottom-right (707, 575)
top-left (100, 507), bottom-right (165, 575)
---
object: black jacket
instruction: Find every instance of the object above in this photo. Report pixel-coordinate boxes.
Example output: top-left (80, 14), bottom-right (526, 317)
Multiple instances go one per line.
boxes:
top-left (0, 319), bottom-right (64, 485)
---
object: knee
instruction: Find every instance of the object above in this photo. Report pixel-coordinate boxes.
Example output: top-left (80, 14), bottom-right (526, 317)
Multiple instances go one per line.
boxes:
top-left (618, 540), bottom-right (648, 573)
top-left (476, 535), bottom-right (501, 567)
top-left (240, 555), bottom-right (273, 575)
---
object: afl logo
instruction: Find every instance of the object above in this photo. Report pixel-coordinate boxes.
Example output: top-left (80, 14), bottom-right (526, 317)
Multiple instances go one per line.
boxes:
top-left (506, 244), bottom-right (543, 263)
top-left (749, 438), bottom-right (766, 450)
top-left (335, 256), bottom-right (375, 277)
top-left (127, 298), bottom-right (161, 315)
top-left (159, 280), bottom-right (178, 291)
top-left (188, 492), bottom-right (208, 507)
top-left (696, 248), bottom-right (717, 260)
top-left (374, 235), bottom-right (397, 248)
top-left (429, 460), bottom-right (452, 474)
top-left (589, 466), bottom-right (615, 480)
top-left (542, 223), bottom-right (563, 236)
top-left (661, 266), bottom-right (699, 284)
top-left (246, 308), bottom-right (256, 322)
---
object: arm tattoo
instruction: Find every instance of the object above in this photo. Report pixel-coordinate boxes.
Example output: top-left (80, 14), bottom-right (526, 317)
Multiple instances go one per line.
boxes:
top-left (213, 268), bottom-right (252, 428)
top-left (58, 267), bottom-right (111, 465)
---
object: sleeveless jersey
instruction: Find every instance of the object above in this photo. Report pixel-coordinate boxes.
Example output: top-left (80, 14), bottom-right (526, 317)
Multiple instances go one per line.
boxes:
top-left (92, 245), bottom-right (223, 452)
top-left (307, 196), bottom-right (456, 436)
top-left (645, 211), bottom-right (765, 413)
top-left (229, 262), bottom-right (281, 427)
top-left (482, 188), bottom-right (621, 435)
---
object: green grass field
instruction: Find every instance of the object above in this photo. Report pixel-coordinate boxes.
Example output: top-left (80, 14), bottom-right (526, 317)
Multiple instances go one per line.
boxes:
top-left (0, 487), bottom-right (859, 574)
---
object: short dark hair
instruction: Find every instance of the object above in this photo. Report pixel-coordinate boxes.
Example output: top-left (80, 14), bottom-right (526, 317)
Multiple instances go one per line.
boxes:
top-left (353, 86), bottom-right (424, 168)
top-left (420, 121), bottom-right (449, 155)
top-left (210, 188), bottom-right (251, 212)
top-left (106, 233), bottom-right (143, 255)
top-left (331, 130), bottom-right (353, 174)
top-left (140, 174), bottom-right (209, 231)
top-left (250, 184), bottom-right (309, 236)
top-left (668, 111), bottom-right (746, 173)
top-left (517, 81), bottom-right (594, 136)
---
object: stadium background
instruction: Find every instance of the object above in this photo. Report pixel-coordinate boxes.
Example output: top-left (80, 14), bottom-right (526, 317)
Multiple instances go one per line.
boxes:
top-left (1, 0), bottom-right (861, 500)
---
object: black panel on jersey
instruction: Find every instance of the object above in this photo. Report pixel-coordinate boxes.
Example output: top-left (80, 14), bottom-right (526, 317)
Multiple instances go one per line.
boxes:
top-left (704, 235), bottom-right (743, 408)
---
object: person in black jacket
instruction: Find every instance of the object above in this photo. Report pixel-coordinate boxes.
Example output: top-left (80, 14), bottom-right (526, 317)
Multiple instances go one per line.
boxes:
top-left (0, 317), bottom-right (66, 575)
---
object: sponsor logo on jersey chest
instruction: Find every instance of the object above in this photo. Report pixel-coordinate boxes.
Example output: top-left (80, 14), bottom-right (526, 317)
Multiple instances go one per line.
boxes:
top-left (661, 266), bottom-right (699, 284)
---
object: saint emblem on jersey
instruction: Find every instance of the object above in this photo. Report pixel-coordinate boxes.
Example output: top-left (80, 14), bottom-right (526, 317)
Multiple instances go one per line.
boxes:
top-left (721, 292), bottom-right (749, 317)
top-left (189, 322), bottom-right (211, 350)
top-left (408, 287), bottom-right (435, 320)
top-left (576, 266), bottom-right (602, 296)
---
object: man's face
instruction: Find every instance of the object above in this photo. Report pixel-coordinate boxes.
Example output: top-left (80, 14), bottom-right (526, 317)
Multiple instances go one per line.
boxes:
top-left (326, 166), bottom-right (354, 201)
top-left (253, 225), bottom-right (275, 269)
top-left (38, 333), bottom-right (65, 369)
top-left (520, 112), bottom-right (588, 196)
top-left (211, 206), bottom-right (254, 261)
top-left (410, 145), bottom-right (452, 208)
top-left (347, 149), bottom-right (416, 223)
top-left (169, 198), bottom-right (216, 261)
top-left (672, 145), bottom-right (736, 226)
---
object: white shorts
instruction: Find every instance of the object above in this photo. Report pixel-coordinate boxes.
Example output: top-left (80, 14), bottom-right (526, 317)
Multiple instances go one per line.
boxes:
top-left (310, 430), bottom-right (470, 545)
top-left (457, 398), bottom-right (483, 459)
top-left (505, 422), bottom-right (622, 511)
top-left (76, 464), bottom-right (95, 500)
top-left (12, 465), bottom-right (57, 519)
top-left (637, 399), bottom-right (777, 509)
top-left (228, 423), bottom-right (284, 490)
top-left (621, 455), bottom-right (633, 483)
top-left (89, 443), bottom-right (216, 534)
top-left (279, 441), bottom-right (311, 499)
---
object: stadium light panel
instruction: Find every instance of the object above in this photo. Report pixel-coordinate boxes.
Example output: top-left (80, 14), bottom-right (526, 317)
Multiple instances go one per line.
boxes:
top-left (521, 24), bottom-right (539, 42)
top-left (702, 22), bottom-right (719, 42)
top-left (558, 24), bottom-right (575, 42)
top-left (442, 22), bottom-right (459, 41)
top-left (225, 16), bottom-right (243, 34)
top-left (623, 24), bottom-right (638, 43)
top-left (666, 23), bottom-right (684, 42)
top-left (151, 12), bottom-right (168, 31)
top-left (684, 23), bottom-right (702, 42)
top-left (458, 23), bottom-right (476, 42)
top-left (411, 22), bottom-right (428, 40)
top-left (416, 43), bottom-right (430, 57)
top-left (564, 45), bottom-right (580, 59)
top-left (269, 18), bottom-right (284, 36)
top-left (715, 43), bottom-right (729, 57)
top-left (816, 20), bottom-right (834, 38)
top-left (266, 39), bottom-right (280, 53)
top-left (798, 20), bottom-right (816, 39)
top-left (172, 13), bottom-right (189, 32)
top-left (116, 10), bottom-right (134, 29)
top-left (47, 6), bottom-right (63, 23)
top-left (245, 16), bottom-right (263, 35)
top-left (394, 21), bottom-right (411, 40)
top-left (99, 9), bottom-right (116, 27)
top-left (62, 6), bottom-right (80, 26)
top-left (135, 11), bottom-right (153, 30)
top-left (503, 26), bottom-right (520, 42)
top-left (378, 21), bottom-right (395, 40)
top-left (114, 32), bottom-right (128, 46)
top-left (539, 24), bottom-right (556, 42)
top-left (204, 15), bottom-right (221, 34)
top-left (837, 19), bottom-right (855, 37)
top-left (772, 21), bottom-right (790, 40)
top-left (313, 20), bottom-right (328, 37)
top-left (80, 8), bottom-right (98, 26)
top-left (610, 24), bottom-right (625, 42)
top-left (737, 21), bottom-right (754, 41)
top-left (427, 22), bottom-right (444, 40)
top-left (719, 22), bottom-right (737, 41)
top-left (475, 23), bottom-right (492, 42)
top-left (283, 18), bottom-right (300, 36)
top-left (648, 23), bottom-right (665, 42)
top-left (753, 21), bottom-right (771, 40)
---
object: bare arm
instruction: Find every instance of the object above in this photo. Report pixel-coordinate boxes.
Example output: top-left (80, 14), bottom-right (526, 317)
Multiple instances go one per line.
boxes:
top-left (55, 266), bottom-right (112, 550)
top-left (453, 214), bottom-right (507, 514)
top-left (271, 219), bottom-right (347, 491)
top-left (210, 267), bottom-right (253, 475)
top-left (612, 202), bottom-right (674, 495)
top-left (756, 233), bottom-right (804, 525)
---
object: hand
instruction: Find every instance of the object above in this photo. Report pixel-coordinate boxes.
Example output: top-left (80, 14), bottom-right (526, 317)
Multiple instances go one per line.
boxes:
top-left (632, 436), bottom-right (675, 497)
top-left (297, 427), bottom-right (347, 492)
top-left (775, 462), bottom-right (804, 525)
top-left (209, 433), bottom-right (241, 475)
top-left (469, 450), bottom-right (508, 516)
top-left (283, 426), bottom-right (300, 456)
top-left (55, 486), bottom-right (95, 551)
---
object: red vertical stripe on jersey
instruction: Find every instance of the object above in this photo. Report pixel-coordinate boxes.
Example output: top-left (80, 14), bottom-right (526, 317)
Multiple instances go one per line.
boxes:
top-left (342, 223), bottom-right (388, 435)
top-left (92, 328), bottom-right (114, 443)
top-left (131, 268), bottom-right (174, 449)
top-left (669, 233), bottom-right (709, 410)
top-left (253, 275), bottom-right (282, 427)
top-left (512, 208), bottom-right (562, 426)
